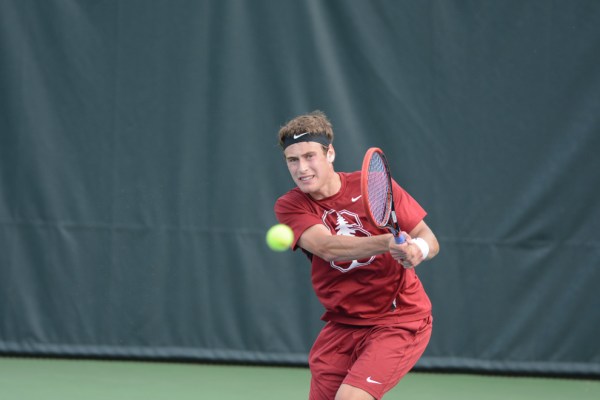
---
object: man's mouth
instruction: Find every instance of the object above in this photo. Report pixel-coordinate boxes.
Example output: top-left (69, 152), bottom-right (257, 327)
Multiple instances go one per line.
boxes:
top-left (298, 175), bottom-right (314, 182)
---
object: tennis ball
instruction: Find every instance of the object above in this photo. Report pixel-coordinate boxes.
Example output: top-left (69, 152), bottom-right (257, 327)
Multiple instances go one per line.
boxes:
top-left (266, 224), bottom-right (294, 252)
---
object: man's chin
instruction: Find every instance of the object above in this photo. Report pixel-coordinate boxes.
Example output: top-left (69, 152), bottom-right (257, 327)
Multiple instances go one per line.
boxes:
top-left (295, 179), bottom-right (315, 191)
top-left (297, 186), bottom-right (312, 194)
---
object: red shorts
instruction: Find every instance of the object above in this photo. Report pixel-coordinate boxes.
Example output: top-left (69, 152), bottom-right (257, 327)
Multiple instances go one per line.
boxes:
top-left (308, 315), bottom-right (432, 400)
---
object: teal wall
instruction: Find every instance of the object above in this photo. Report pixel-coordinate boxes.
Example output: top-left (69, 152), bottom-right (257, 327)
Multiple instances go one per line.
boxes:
top-left (1, 0), bottom-right (599, 376)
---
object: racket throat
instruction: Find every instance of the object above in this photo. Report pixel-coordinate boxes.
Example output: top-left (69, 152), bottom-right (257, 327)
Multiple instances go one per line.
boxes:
top-left (390, 210), bottom-right (399, 234)
top-left (390, 210), bottom-right (405, 243)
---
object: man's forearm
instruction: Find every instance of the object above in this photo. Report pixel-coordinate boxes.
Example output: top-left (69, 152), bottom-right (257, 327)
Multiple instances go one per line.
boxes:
top-left (302, 232), bottom-right (393, 262)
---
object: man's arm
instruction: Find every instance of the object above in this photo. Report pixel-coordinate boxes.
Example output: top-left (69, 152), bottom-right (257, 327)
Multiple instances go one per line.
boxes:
top-left (297, 224), bottom-right (393, 262)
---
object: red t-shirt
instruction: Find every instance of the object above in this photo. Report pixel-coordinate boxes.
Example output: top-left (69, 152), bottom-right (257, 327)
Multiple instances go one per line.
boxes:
top-left (274, 171), bottom-right (431, 326)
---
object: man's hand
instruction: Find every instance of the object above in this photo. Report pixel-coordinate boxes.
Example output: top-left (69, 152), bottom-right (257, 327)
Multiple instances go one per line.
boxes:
top-left (389, 233), bottom-right (425, 269)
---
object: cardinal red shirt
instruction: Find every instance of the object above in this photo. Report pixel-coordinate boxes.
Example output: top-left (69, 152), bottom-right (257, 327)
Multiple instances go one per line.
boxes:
top-left (274, 171), bottom-right (431, 326)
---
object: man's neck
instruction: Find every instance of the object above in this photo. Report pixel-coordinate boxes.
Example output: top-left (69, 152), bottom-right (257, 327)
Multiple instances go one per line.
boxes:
top-left (309, 172), bottom-right (341, 200)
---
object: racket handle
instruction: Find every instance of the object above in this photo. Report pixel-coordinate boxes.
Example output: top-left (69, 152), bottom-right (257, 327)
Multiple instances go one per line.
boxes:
top-left (395, 234), bottom-right (406, 244)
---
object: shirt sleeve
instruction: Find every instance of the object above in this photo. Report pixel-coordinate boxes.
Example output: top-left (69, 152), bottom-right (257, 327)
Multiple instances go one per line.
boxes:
top-left (274, 191), bottom-right (323, 251)
top-left (391, 179), bottom-right (427, 234)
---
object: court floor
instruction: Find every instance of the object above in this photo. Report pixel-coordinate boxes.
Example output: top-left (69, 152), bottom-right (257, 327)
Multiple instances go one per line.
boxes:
top-left (1, 356), bottom-right (598, 400)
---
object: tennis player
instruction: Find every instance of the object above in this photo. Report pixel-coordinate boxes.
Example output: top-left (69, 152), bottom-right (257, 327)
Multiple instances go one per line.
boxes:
top-left (274, 111), bottom-right (440, 400)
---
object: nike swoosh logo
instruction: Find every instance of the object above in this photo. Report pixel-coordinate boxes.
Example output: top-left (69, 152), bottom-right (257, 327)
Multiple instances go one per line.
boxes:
top-left (293, 132), bottom-right (309, 139)
top-left (366, 376), bottom-right (382, 385)
top-left (351, 195), bottom-right (362, 202)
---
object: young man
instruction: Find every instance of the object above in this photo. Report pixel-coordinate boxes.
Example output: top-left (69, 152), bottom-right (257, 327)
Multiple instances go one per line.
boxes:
top-left (274, 111), bottom-right (440, 400)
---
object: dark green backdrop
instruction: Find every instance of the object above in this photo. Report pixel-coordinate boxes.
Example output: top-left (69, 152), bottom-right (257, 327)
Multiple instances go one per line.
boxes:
top-left (1, 0), bottom-right (599, 376)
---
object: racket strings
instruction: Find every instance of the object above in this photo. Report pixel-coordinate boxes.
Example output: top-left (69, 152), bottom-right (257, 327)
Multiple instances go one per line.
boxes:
top-left (366, 153), bottom-right (391, 226)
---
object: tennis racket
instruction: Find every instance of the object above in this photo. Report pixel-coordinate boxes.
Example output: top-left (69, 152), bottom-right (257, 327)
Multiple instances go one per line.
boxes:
top-left (360, 147), bottom-right (406, 244)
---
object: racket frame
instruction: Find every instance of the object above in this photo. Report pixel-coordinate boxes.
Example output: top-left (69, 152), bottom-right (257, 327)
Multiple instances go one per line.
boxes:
top-left (360, 147), bottom-right (405, 244)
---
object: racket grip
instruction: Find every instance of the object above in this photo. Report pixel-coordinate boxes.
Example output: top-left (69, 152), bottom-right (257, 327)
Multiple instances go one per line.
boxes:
top-left (395, 234), bottom-right (406, 244)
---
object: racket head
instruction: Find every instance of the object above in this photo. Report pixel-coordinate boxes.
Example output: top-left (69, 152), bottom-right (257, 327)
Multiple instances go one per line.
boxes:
top-left (361, 147), bottom-right (393, 229)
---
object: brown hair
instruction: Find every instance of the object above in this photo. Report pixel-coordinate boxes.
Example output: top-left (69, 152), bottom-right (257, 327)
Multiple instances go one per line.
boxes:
top-left (278, 110), bottom-right (334, 150)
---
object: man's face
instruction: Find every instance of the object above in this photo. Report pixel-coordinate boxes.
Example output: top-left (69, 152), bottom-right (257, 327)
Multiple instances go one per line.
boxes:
top-left (283, 142), bottom-right (334, 199)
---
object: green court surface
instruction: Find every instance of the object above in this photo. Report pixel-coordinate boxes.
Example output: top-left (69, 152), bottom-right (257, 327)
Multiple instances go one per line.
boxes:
top-left (1, 357), bottom-right (598, 400)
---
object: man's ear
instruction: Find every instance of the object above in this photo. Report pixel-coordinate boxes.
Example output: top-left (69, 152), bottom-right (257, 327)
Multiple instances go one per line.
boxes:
top-left (327, 147), bottom-right (335, 163)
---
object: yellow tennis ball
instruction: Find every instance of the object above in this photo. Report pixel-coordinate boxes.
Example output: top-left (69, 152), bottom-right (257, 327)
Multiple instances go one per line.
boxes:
top-left (266, 224), bottom-right (294, 252)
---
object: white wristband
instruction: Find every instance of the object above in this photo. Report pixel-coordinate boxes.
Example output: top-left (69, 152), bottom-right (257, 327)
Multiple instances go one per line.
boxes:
top-left (412, 237), bottom-right (430, 260)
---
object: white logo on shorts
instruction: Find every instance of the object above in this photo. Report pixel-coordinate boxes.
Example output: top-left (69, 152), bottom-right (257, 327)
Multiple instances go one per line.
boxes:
top-left (366, 376), bottom-right (382, 385)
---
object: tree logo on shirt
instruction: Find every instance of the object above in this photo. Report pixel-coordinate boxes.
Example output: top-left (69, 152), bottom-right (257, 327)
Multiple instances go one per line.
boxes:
top-left (322, 209), bottom-right (375, 273)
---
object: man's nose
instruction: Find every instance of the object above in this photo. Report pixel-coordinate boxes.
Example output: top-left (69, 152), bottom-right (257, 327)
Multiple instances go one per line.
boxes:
top-left (298, 158), bottom-right (309, 171)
